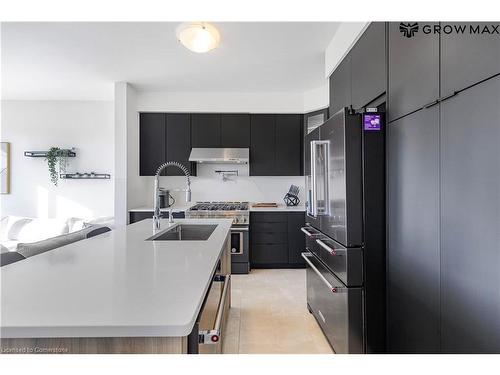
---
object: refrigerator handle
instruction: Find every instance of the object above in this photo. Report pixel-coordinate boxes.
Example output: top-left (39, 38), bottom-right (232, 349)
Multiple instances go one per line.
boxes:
top-left (322, 141), bottom-right (331, 216)
top-left (310, 140), bottom-right (318, 217)
top-left (311, 140), bottom-right (331, 217)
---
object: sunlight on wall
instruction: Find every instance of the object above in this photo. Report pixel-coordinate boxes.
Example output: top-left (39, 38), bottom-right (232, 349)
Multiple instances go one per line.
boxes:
top-left (37, 186), bottom-right (49, 218)
top-left (56, 194), bottom-right (94, 219)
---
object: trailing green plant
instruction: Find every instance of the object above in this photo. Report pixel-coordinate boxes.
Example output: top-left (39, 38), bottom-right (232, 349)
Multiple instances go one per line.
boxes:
top-left (46, 147), bottom-right (71, 186)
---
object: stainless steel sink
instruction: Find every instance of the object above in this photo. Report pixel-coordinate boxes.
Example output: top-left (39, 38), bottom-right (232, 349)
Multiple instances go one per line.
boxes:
top-left (146, 224), bottom-right (217, 241)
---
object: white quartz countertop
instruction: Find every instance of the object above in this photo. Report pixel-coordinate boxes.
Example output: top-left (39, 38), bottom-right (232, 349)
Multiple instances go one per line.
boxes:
top-left (249, 204), bottom-right (306, 212)
top-left (0, 218), bottom-right (233, 338)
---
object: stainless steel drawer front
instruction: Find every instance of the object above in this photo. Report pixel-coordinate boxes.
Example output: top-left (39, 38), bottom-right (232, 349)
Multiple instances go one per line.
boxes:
top-left (303, 252), bottom-right (364, 354)
top-left (316, 238), bottom-right (363, 287)
top-left (198, 274), bottom-right (231, 353)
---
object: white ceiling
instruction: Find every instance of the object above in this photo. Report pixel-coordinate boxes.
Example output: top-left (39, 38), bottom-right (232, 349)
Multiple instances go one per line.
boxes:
top-left (1, 22), bottom-right (340, 100)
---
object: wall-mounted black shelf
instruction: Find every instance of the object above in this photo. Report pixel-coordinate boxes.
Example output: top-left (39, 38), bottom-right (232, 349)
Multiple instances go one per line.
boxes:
top-left (24, 150), bottom-right (76, 158)
top-left (60, 173), bottom-right (110, 180)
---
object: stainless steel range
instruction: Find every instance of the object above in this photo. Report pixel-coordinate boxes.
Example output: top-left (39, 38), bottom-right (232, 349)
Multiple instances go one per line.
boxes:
top-left (186, 202), bottom-right (250, 274)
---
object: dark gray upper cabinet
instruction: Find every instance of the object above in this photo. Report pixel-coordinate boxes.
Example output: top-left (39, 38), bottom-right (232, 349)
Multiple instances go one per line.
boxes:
top-left (388, 22), bottom-right (440, 122)
top-left (351, 22), bottom-right (386, 109)
top-left (441, 22), bottom-right (500, 97)
top-left (220, 113), bottom-right (250, 148)
top-left (329, 55), bottom-right (352, 115)
top-left (275, 114), bottom-right (303, 176)
top-left (250, 114), bottom-right (303, 176)
top-left (387, 106), bottom-right (440, 353)
top-left (440, 76), bottom-right (500, 353)
top-left (191, 113), bottom-right (221, 147)
top-left (165, 113), bottom-right (193, 176)
top-left (140, 113), bottom-right (195, 176)
top-left (250, 114), bottom-right (275, 176)
top-left (140, 113), bottom-right (166, 176)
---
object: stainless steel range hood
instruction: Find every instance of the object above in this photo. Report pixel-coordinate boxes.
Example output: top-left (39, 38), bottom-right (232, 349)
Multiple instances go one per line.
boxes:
top-left (188, 148), bottom-right (249, 164)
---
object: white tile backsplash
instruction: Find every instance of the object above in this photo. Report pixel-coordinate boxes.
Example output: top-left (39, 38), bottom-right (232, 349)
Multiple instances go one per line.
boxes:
top-left (140, 163), bottom-right (305, 206)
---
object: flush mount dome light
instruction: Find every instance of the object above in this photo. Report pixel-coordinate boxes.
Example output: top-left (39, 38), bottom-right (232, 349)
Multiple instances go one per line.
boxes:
top-left (176, 22), bottom-right (220, 53)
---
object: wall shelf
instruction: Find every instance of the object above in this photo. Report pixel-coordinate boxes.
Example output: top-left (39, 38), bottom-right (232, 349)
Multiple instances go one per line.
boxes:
top-left (24, 150), bottom-right (76, 158)
top-left (60, 173), bottom-right (110, 180)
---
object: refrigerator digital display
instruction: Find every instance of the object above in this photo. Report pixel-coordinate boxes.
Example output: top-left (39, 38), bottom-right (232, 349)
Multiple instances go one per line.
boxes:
top-left (363, 114), bottom-right (382, 131)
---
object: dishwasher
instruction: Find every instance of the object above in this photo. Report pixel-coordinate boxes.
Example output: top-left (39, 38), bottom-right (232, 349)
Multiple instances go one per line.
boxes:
top-left (187, 266), bottom-right (231, 354)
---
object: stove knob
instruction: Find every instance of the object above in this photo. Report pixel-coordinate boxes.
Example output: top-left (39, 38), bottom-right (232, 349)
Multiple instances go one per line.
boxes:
top-left (234, 217), bottom-right (239, 223)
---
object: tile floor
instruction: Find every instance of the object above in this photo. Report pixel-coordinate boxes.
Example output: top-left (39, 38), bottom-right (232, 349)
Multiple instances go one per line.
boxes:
top-left (223, 269), bottom-right (334, 354)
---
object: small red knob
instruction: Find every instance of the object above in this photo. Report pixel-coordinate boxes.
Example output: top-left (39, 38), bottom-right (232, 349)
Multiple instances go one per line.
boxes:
top-left (332, 287), bottom-right (337, 293)
top-left (211, 335), bottom-right (219, 342)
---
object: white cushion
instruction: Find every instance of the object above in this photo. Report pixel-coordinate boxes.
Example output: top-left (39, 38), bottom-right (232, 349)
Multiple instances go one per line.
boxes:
top-left (1, 241), bottom-right (19, 253)
top-left (66, 217), bottom-right (86, 233)
top-left (16, 218), bottom-right (69, 243)
top-left (0, 216), bottom-right (33, 241)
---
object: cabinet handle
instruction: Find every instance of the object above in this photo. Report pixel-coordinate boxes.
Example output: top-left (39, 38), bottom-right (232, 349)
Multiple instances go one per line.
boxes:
top-left (316, 238), bottom-right (336, 255)
top-left (438, 91), bottom-right (458, 103)
top-left (424, 99), bottom-right (440, 109)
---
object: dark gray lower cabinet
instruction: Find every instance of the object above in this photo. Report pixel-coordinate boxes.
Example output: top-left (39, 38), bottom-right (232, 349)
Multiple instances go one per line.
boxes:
top-left (129, 211), bottom-right (185, 224)
top-left (287, 212), bottom-right (306, 265)
top-left (387, 106), bottom-right (440, 353)
top-left (440, 76), bottom-right (500, 353)
top-left (250, 211), bottom-right (305, 268)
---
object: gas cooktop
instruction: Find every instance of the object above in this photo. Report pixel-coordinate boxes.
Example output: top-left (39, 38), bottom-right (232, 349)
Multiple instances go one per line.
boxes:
top-left (186, 202), bottom-right (249, 224)
top-left (188, 202), bottom-right (249, 211)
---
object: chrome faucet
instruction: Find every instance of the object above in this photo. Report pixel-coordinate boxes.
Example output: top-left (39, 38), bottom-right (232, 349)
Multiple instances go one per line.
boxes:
top-left (153, 162), bottom-right (192, 230)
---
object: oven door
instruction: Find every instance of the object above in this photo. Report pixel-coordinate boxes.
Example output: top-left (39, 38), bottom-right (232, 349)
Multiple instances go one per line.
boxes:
top-left (230, 226), bottom-right (247, 255)
top-left (229, 225), bottom-right (249, 274)
top-left (303, 252), bottom-right (364, 354)
top-left (188, 273), bottom-right (231, 354)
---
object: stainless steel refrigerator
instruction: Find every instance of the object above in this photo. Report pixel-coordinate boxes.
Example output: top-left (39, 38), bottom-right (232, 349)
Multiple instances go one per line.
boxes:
top-left (303, 107), bottom-right (386, 353)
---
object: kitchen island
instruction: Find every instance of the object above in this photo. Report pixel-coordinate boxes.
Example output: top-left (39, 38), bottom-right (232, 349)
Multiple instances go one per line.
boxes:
top-left (0, 218), bottom-right (233, 354)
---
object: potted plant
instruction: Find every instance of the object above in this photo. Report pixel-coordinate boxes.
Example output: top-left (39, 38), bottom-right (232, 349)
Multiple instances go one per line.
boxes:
top-left (46, 147), bottom-right (71, 186)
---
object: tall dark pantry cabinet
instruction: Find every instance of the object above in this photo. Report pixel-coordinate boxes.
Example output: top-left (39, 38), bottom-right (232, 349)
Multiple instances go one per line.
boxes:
top-left (387, 22), bottom-right (500, 353)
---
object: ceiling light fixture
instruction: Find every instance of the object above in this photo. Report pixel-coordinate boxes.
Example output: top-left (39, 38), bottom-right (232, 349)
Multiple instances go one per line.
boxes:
top-left (176, 22), bottom-right (220, 53)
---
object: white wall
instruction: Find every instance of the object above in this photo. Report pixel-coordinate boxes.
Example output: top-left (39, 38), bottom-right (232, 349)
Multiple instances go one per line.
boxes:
top-left (303, 81), bottom-right (329, 113)
top-left (141, 164), bottom-right (305, 208)
top-left (136, 91), bottom-right (305, 113)
top-left (114, 82), bottom-right (149, 226)
top-left (325, 22), bottom-right (369, 78)
top-left (0, 100), bottom-right (114, 220)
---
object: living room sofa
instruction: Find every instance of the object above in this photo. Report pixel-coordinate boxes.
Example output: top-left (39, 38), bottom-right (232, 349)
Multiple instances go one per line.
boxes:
top-left (0, 216), bottom-right (112, 266)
